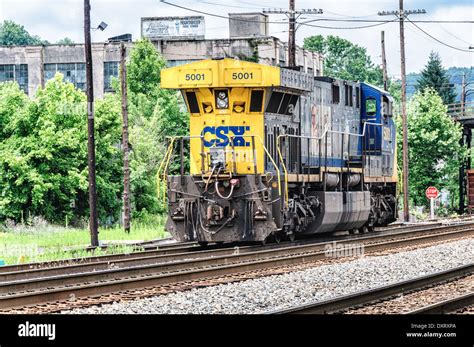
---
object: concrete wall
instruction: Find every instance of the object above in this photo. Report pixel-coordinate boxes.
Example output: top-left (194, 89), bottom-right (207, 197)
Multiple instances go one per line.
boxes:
top-left (0, 42), bottom-right (131, 98)
top-left (158, 36), bottom-right (323, 76)
top-left (229, 13), bottom-right (269, 38)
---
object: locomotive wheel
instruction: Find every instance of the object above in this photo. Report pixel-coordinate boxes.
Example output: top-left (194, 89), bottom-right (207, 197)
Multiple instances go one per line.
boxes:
top-left (198, 241), bottom-right (208, 247)
top-left (261, 237), bottom-right (267, 246)
top-left (349, 228), bottom-right (358, 235)
top-left (359, 225), bottom-right (369, 234)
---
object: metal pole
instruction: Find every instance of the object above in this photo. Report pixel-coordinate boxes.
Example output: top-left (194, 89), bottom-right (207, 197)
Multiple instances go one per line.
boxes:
top-left (288, 0), bottom-right (296, 68)
top-left (430, 197), bottom-right (435, 220)
top-left (461, 73), bottom-right (466, 118)
top-left (120, 43), bottom-right (131, 233)
top-left (399, 0), bottom-right (410, 222)
top-left (84, 0), bottom-right (99, 246)
top-left (381, 31), bottom-right (388, 92)
top-left (459, 73), bottom-right (466, 214)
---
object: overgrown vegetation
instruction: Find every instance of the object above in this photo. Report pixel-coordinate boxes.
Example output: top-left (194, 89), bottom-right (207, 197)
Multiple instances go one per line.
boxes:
top-left (398, 88), bottom-right (465, 210)
top-left (415, 52), bottom-right (457, 105)
top-left (0, 20), bottom-right (48, 45)
top-left (303, 34), bottom-right (383, 85)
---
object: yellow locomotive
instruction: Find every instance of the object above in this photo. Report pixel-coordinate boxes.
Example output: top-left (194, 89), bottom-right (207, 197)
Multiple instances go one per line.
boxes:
top-left (159, 58), bottom-right (397, 244)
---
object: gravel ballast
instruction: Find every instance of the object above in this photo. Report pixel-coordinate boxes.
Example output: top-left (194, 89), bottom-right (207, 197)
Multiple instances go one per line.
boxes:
top-left (63, 238), bottom-right (473, 314)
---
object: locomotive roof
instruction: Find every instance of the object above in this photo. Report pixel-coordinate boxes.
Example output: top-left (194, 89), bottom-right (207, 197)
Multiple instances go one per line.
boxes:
top-left (360, 82), bottom-right (393, 98)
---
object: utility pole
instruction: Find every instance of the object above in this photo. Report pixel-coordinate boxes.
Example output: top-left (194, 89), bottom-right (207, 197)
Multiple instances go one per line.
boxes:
top-left (288, 0), bottom-right (296, 68)
top-left (459, 73), bottom-right (466, 214)
top-left (461, 73), bottom-right (466, 117)
top-left (84, 0), bottom-right (99, 247)
top-left (120, 43), bottom-right (131, 233)
top-left (379, 4), bottom-right (425, 222)
top-left (263, 4), bottom-right (323, 69)
top-left (381, 31), bottom-right (388, 92)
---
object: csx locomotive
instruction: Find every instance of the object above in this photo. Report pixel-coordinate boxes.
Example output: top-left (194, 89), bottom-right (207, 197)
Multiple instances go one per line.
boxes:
top-left (158, 58), bottom-right (397, 244)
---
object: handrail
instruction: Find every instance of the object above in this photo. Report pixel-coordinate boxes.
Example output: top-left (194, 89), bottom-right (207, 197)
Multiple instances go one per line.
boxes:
top-left (156, 137), bottom-right (177, 207)
top-left (234, 134), bottom-right (282, 196)
top-left (155, 134), bottom-right (282, 208)
top-left (276, 121), bottom-right (385, 207)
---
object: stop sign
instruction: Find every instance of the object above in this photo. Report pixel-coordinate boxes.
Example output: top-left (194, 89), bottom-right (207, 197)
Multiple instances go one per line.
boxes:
top-left (425, 186), bottom-right (439, 199)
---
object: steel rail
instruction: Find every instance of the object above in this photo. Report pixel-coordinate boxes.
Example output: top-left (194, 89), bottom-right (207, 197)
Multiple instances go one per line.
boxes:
top-left (0, 223), bottom-right (470, 286)
top-left (406, 292), bottom-right (474, 314)
top-left (0, 221), bottom-right (465, 283)
top-left (0, 222), bottom-right (450, 279)
top-left (0, 220), bottom-right (448, 275)
top-left (0, 226), bottom-right (472, 310)
top-left (266, 263), bottom-right (474, 314)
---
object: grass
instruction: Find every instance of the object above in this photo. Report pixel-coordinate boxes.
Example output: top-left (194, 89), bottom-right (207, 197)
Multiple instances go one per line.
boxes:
top-left (0, 214), bottom-right (169, 265)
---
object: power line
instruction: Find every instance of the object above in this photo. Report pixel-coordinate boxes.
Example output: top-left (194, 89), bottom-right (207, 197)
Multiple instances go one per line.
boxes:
top-left (162, 0), bottom-right (397, 30)
top-left (301, 18), bottom-right (473, 23)
top-left (425, 13), bottom-right (472, 46)
top-left (160, 1), bottom-right (473, 26)
top-left (161, 0), bottom-right (289, 24)
top-left (297, 18), bottom-right (398, 30)
top-left (405, 17), bottom-right (473, 53)
top-left (196, 0), bottom-right (262, 9)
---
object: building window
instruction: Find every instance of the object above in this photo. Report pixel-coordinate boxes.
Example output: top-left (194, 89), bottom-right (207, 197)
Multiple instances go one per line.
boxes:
top-left (0, 64), bottom-right (28, 94)
top-left (44, 63), bottom-right (86, 91)
top-left (104, 61), bottom-right (119, 92)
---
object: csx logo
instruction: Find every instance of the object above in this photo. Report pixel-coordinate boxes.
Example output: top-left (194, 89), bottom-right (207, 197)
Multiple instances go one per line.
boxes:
top-left (202, 126), bottom-right (251, 147)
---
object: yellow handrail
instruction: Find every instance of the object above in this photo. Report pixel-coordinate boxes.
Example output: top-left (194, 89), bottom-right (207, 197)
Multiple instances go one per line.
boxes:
top-left (156, 137), bottom-right (176, 207)
top-left (275, 136), bottom-right (289, 208)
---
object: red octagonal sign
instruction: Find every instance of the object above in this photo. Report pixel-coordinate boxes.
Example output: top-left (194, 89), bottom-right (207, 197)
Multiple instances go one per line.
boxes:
top-left (425, 186), bottom-right (439, 199)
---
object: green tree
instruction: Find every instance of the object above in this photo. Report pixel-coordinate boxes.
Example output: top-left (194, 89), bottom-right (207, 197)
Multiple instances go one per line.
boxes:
top-left (56, 37), bottom-right (74, 45)
top-left (0, 20), bottom-right (47, 46)
top-left (303, 34), bottom-right (382, 85)
top-left (0, 75), bottom-right (122, 224)
top-left (127, 38), bottom-right (166, 97)
top-left (122, 38), bottom-right (188, 216)
top-left (397, 88), bottom-right (464, 210)
top-left (416, 52), bottom-right (456, 105)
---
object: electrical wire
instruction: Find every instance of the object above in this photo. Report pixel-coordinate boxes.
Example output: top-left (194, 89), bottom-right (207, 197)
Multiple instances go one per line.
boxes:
top-left (425, 13), bottom-right (472, 46)
top-left (161, 1), bottom-right (474, 25)
top-left (405, 16), bottom-right (473, 53)
top-left (297, 18), bottom-right (398, 30)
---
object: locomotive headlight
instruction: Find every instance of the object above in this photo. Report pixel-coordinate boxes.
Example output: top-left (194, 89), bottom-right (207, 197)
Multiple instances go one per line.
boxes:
top-left (216, 90), bottom-right (229, 109)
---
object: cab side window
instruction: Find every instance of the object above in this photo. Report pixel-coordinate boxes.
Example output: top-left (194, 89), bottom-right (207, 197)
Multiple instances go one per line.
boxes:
top-left (365, 97), bottom-right (377, 116)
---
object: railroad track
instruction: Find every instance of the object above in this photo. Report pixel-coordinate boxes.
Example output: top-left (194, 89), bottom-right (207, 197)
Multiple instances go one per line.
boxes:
top-left (0, 222), bottom-right (470, 284)
top-left (0, 222), bottom-right (472, 313)
top-left (0, 220), bottom-right (455, 274)
top-left (407, 292), bottom-right (474, 314)
top-left (267, 263), bottom-right (474, 314)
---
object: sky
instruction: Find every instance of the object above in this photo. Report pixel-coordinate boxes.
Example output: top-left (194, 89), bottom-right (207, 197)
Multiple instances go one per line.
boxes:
top-left (1, 0), bottom-right (473, 75)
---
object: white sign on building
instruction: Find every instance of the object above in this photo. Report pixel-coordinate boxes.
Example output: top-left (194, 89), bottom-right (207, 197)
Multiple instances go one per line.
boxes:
top-left (141, 16), bottom-right (205, 40)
